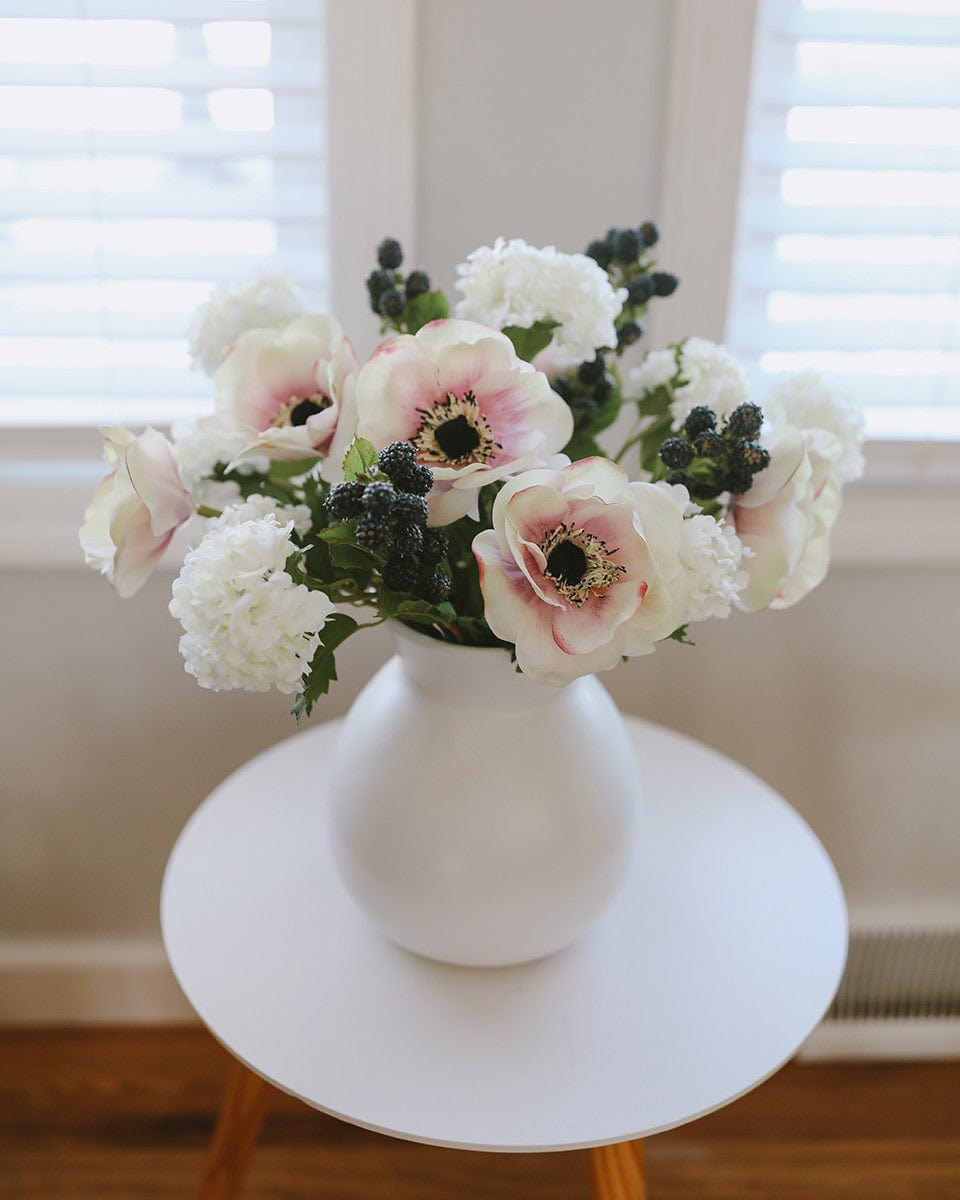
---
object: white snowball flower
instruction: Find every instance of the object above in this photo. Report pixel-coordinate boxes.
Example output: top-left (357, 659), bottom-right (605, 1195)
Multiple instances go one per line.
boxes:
top-left (628, 348), bottom-right (678, 398)
top-left (203, 492), bottom-right (313, 539)
top-left (677, 513), bottom-right (749, 623)
top-left (765, 371), bottom-right (865, 484)
top-left (188, 272), bottom-right (304, 375)
top-left (454, 237), bottom-right (626, 366)
top-left (169, 515), bottom-right (334, 694)
top-left (171, 415), bottom-right (270, 509)
top-left (666, 338), bottom-right (752, 430)
top-left (654, 482), bottom-right (748, 624)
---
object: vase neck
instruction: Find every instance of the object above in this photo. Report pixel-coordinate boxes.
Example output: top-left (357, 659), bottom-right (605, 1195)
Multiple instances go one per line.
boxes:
top-left (391, 623), bottom-right (566, 708)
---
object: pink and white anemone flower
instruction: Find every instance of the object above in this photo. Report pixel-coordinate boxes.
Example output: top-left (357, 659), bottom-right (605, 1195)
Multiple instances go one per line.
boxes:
top-left (80, 426), bottom-right (194, 598)
top-left (214, 315), bottom-right (359, 474)
top-left (354, 319), bottom-right (574, 526)
top-left (472, 458), bottom-right (685, 686)
top-left (728, 421), bottom-right (842, 612)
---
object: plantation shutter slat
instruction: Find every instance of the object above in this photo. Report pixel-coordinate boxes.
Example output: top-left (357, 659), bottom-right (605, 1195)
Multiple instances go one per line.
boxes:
top-left (0, 4), bottom-right (328, 427)
top-left (726, 0), bottom-right (960, 437)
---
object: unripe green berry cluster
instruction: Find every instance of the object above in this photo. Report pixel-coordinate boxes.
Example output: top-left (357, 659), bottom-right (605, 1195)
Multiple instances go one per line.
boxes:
top-left (659, 403), bottom-right (770, 501)
top-left (365, 237), bottom-right (433, 325)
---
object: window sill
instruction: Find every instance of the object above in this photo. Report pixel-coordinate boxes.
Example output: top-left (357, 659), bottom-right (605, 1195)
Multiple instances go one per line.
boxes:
top-left (3, 428), bottom-right (958, 572)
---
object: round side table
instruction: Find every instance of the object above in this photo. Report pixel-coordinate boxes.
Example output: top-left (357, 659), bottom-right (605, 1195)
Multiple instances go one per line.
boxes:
top-left (161, 716), bottom-right (847, 1199)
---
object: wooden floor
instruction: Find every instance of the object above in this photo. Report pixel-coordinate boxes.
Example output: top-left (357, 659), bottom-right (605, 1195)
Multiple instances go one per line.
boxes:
top-left (1, 1027), bottom-right (958, 1199)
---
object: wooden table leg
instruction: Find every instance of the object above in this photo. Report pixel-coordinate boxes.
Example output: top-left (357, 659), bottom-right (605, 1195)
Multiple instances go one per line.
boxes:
top-left (588, 1139), bottom-right (647, 1200)
top-left (196, 1060), bottom-right (273, 1200)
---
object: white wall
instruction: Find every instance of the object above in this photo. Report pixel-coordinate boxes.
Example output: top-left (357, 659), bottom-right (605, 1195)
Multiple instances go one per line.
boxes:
top-left (1, 0), bottom-right (958, 1021)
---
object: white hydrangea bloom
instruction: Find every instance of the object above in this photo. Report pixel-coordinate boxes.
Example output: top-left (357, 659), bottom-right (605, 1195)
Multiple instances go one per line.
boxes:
top-left (667, 338), bottom-right (752, 430)
top-left (654, 482), bottom-right (748, 624)
top-left (206, 492), bottom-right (313, 539)
top-left (188, 272), bottom-right (304, 375)
top-left (678, 514), bottom-right (749, 623)
top-left (627, 347), bottom-right (678, 397)
top-left (169, 516), bottom-right (334, 694)
top-left (765, 371), bottom-right (865, 483)
top-left (454, 237), bottom-right (626, 366)
top-left (171, 416), bottom-right (270, 508)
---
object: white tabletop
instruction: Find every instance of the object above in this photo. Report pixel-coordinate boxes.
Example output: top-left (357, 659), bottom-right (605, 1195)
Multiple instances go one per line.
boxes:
top-left (161, 716), bottom-right (846, 1154)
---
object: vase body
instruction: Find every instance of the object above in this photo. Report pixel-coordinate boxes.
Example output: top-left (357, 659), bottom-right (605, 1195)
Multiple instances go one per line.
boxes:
top-left (327, 624), bottom-right (640, 967)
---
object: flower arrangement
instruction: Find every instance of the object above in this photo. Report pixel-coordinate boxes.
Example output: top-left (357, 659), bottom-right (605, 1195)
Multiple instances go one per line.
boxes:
top-left (80, 224), bottom-right (864, 716)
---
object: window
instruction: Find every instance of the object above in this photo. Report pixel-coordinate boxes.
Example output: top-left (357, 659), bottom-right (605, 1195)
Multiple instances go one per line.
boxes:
top-left (726, 0), bottom-right (960, 439)
top-left (0, 2), bottom-right (328, 429)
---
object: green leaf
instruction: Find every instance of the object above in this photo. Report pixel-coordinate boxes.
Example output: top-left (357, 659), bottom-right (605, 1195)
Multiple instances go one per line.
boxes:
top-left (341, 436), bottom-right (380, 482)
top-left (562, 431), bottom-right (603, 462)
top-left (636, 382), bottom-right (673, 419)
top-left (405, 289), bottom-right (449, 334)
top-left (667, 625), bottom-right (695, 646)
top-left (292, 612), bottom-right (358, 721)
top-left (315, 522), bottom-right (356, 543)
top-left (328, 540), bottom-right (379, 570)
top-left (639, 412), bottom-right (674, 477)
top-left (502, 320), bottom-right (560, 363)
top-left (269, 457), bottom-right (319, 481)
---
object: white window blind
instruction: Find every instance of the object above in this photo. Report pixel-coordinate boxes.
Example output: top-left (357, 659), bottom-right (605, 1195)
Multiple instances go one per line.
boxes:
top-left (0, 0), bottom-right (328, 429)
top-left (727, 0), bottom-right (960, 438)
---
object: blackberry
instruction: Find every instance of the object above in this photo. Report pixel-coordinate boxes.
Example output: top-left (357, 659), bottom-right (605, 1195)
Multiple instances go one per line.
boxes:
top-left (723, 466), bottom-right (754, 496)
top-left (726, 402), bottom-right (763, 441)
top-left (378, 287), bottom-right (405, 319)
top-left (418, 568), bottom-right (452, 604)
top-left (571, 395), bottom-right (599, 426)
top-left (392, 492), bottom-right (429, 527)
top-left (421, 527), bottom-right (449, 567)
top-left (639, 221), bottom-right (659, 248)
top-left (684, 406), bottom-right (717, 439)
top-left (617, 320), bottom-right (643, 348)
top-left (391, 521), bottom-right (424, 557)
top-left (405, 269), bottom-right (431, 298)
top-left (626, 275), bottom-right (655, 306)
top-left (377, 237), bottom-right (403, 270)
top-left (324, 481), bottom-right (366, 519)
top-left (613, 227), bottom-right (642, 264)
top-left (551, 375), bottom-right (573, 401)
top-left (689, 480), bottom-right (720, 502)
top-left (405, 462), bottom-right (434, 496)
top-left (651, 271), bottom-right (679, 297)
top-left (737, 441), bottom-right (770, 474)
top-left (692, 431), bottom-right (725, 460)
top-left (382, 554), bottom-right (420, 593)
top-left (362, 481), bottom-right (397, 515)
top-left (585, 239), bottom-right (612, 270)
top-left (378, 440), bottom-right (417, 479)
top-left (667, 470), bottom-right (694, 489)
top-left (577, 355), bottom-right (606, 385)
top-left (659, 437), bottom-right (694, 470)
top-left (365, 268), bottom-right (394, 312)
top-left (592, 374), bottom-right (613, 400)
top-left (354, 512), bottom-right (394, 555)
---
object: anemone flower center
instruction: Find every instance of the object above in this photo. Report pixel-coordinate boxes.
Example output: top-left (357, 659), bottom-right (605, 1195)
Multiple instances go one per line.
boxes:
top-left (273, 392), bottom-right (331, 428)
top-left (414, 390), bottom-right (500, 466)
top-left (540, 522), bottom-right (625, 606)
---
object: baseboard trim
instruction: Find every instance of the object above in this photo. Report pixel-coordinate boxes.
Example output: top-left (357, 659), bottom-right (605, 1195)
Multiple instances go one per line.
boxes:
top-left (801, 1019), bottom-right (960, 1061)
top-left (0, 938), bottom-right (196, 1024)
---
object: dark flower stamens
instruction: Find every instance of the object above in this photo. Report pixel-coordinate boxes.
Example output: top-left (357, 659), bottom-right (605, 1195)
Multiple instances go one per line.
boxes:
top-left (414, 390), bottom-right (500, 467)
top-left (540, 523), bottom-right (625, 606)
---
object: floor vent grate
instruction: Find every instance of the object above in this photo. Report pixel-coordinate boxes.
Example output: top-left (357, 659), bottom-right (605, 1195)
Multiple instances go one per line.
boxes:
top-left (827, 929), bottom-right (960, 1022)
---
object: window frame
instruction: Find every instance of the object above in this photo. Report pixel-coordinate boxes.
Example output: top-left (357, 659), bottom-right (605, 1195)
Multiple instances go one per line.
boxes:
top-left (646, 0), bottom-right (960, 568)
top-left (0, 0), bottom-right (418, 567)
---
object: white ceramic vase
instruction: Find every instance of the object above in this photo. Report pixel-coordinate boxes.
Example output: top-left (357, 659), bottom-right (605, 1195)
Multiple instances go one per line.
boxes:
top-left (327, 623), bottom-right (641, 967)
